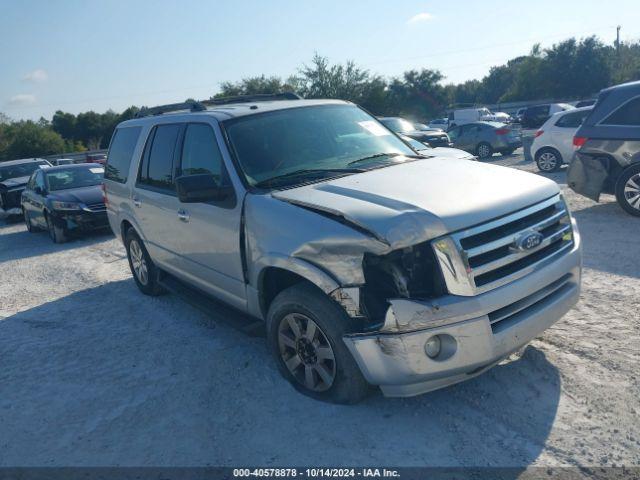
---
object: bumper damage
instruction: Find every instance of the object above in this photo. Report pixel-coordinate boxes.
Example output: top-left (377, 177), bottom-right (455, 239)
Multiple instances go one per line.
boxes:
top-left (343, 224), bottom-right (582, 397)
top-left (51, 210), bottom-right (110, 233)
top-left (567, 153), bottom-right (608, 201)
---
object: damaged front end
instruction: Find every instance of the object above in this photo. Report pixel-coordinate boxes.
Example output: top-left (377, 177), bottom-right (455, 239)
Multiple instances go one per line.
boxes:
top-left (0, 185), bottom-right (25, 219)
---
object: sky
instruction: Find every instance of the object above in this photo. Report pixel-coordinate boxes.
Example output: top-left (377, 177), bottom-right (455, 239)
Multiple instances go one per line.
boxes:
top-left (1, 0), bottom-right (639, 120)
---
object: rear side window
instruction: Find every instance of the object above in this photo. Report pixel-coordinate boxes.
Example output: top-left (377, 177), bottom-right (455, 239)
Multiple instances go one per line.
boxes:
top-left (179, 124), bottom-right (224, 183)
top-left (138, 124), bottom-right (182, 191)
top-left (602, 97), bottom-right (640, 126)
top-left (556, 110), bottom-right (589, 128)
top-left (105, 127), bottom-right (141, 183)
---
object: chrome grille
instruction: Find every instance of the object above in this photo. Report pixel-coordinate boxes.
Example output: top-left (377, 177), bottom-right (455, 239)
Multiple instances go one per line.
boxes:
top-left (83, 202), bottom-right (106, 212)
top-left (433, 194), bottom-right (574, 296)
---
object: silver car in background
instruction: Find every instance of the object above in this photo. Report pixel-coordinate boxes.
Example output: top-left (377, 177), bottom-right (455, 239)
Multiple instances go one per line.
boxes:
top-left (448, 121), bottom-right (523, 159)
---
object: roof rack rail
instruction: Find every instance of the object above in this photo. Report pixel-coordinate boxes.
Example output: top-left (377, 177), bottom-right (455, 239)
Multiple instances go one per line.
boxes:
top-left (202, 92), bottom-right (302, 106)
top-left (134, 92), bottom-right (302, 118)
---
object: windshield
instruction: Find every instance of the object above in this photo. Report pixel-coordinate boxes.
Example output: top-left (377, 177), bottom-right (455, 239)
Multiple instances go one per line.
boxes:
top-left (0, 161), bottom-right (48, 182)
top-left (378, 117), bottom-right (415, 133)
top-left (224, 105), bottom-right (415, 187)
top-left (45, 167), bottom-right (104, 191)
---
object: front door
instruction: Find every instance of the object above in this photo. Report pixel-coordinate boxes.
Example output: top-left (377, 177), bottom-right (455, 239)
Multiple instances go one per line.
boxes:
top-left (170, 122), bottom-right (246, 309)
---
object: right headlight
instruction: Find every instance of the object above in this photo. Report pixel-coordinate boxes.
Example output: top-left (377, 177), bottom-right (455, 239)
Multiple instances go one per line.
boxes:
top-left (51, 200), bottom-right (82, 211)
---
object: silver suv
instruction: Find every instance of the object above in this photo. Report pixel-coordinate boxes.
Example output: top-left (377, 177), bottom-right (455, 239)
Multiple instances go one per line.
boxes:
top-left (104, 94), bottom-right (582, 403)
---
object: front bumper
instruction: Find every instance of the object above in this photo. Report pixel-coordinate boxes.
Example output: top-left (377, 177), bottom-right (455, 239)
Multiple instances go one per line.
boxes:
top-left (0, 207), bottom-right (22, 219)
top-left (343, 221), bottom-right (582, 397)
top-left (51, 210), bottom-right (110, 232)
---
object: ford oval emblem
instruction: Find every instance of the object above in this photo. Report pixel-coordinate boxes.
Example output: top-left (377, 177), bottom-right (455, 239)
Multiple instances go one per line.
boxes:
top-left (514, 231), bottom-right (543, 251)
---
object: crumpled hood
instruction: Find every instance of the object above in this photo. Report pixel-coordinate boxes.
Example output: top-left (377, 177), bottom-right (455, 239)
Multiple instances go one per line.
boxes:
top-left (0, 175), bottom-right (30, 190)
top-left (272, 157), bottom-right (559, 249)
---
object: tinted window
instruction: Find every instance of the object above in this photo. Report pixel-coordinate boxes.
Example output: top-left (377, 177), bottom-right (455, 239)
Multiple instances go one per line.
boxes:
top-left (179, 124), bottom-right (224, 183)
top-left (556, 110), bottom-right (590, 128)
top-left (138, 124), bottom-right (181, 191)
top-left (602, 97), bottom-right (640, 126)
top-left (105, 127), bottom-right (141, 183)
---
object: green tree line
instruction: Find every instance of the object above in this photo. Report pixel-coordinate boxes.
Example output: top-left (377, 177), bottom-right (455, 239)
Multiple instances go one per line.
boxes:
top-left (1, 35), bottom-right (639, 161)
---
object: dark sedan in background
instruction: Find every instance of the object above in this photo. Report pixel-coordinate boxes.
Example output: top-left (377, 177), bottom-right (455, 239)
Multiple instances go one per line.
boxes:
top-left (21, 163), bottom-right (109, 243)
top-left (378, 116), bottom-right (452, 148)
top-left (0, 158), bottom-right (52, 221)
top-left (447, 122), bottom-right (522, 159)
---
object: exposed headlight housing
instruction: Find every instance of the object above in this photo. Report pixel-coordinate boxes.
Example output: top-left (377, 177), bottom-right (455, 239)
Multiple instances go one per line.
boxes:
top-left (51, 201), bottom-right (82, 211)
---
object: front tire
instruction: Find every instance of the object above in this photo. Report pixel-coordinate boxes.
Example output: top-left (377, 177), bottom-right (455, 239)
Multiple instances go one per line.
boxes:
top-left (23, 208), bottom-right (36, 233)
top-left (267, 283), bottom-right (371, 404)
top-left (125, 229), bottom-right (165, 295)
top-left (615, 164), bottom-right (640, 217)
top-left (535, 148), bottom-right (563, 172)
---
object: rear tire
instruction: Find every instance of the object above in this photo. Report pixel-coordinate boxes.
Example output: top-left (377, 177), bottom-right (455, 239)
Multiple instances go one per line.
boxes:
top-left (476, 142), bottom-right (493, 159)
top-left (125, 228), bottom-right (165, 295)
top-left (535, 148), bottom-right (563, 172)
top-left (267, 283), bottom-right (372, 404)
top-left (615, 164), bottom-right (640, 217)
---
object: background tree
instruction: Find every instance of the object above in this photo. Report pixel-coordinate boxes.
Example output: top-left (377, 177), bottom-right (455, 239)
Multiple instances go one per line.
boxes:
top-left (2, 121), bottom-right (65, 160)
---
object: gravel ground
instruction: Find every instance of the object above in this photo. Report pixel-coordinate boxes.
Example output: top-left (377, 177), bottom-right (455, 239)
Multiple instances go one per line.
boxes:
top-left (0, 152), bottom-right (638, 468)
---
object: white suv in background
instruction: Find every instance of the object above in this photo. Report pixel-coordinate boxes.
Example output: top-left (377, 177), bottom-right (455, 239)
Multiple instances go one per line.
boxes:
top-left (531, 107), bottom-right (592, 172)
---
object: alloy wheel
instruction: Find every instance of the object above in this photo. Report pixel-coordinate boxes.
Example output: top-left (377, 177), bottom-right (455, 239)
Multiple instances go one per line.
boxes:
top-left (538, 152), bottom-right (558, 171)
top-left (278, 313), bottom-right (336, 392)
top-left (478, 144), bottom-right (491, 158)
top-left (129, 239), bottom-right (149, 285)
top-left (624, 173), bottom-right (640, 210)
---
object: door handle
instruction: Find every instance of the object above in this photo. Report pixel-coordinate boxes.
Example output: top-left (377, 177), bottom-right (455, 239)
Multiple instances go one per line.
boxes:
top-left (177, 209), bottom-right (190, 222)
top-left (133, 196), bottom-right (141, 208)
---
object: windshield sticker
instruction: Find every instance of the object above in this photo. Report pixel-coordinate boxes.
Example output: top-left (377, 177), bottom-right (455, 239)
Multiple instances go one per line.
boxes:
top-left (358, 121), bottom-right (391, 137)
top-left (90, 168), bottom-right (104, 174)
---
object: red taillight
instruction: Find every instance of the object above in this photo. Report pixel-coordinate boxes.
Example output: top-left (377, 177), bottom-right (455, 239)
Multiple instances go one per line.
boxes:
top-left (573, 136), bottom-right (588, 149)
top-left (101, 183), bottom-right (108, 205)
top-left (495, 128), bottom-right (510, 135)
top-left (535, 130), bottom-right (544, 138)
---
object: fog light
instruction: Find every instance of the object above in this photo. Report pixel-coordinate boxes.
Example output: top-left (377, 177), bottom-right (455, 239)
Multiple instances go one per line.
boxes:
top-left (424, 335), bottom-right (442, 359)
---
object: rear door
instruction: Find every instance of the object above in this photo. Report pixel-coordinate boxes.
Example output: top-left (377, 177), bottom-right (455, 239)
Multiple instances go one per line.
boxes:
top-left (169, 122), bottom-right (246, 308)
top-left (132, 123), bottom-right (183, 269)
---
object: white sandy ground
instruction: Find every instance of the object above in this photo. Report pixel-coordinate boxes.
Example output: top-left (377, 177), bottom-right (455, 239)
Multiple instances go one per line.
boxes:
top-left (0, 152), bottom-right (638, 468)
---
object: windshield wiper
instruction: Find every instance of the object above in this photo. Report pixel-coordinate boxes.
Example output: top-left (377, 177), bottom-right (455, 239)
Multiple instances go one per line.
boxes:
top-left (254, 168), bottom-right (365, 189)
top-left (346, 152), bottom-right (404, 167)
top-left (347, 152), bottom-right (426, 167)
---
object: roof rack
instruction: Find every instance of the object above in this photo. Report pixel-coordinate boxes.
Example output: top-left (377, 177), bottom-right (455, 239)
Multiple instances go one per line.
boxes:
top-left (135, 92), bottom-right (302, 118)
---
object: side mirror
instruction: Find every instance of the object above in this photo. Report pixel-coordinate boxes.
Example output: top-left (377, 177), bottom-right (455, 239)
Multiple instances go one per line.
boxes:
top-left (34, 186), bottom-right (44, 195)
top-left (175, 174), bottom-right (234, 203)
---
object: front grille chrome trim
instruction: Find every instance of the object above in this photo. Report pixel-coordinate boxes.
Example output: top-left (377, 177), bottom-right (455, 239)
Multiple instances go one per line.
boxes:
top-left (432, 194), bottom-right (574, 296)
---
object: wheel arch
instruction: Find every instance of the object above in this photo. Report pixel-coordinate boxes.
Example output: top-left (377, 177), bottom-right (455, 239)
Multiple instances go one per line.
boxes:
top-left (254, 258), bottom-right (341, 319)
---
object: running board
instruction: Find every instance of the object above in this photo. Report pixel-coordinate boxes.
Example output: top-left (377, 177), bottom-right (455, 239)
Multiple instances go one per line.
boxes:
top-left (158, 273), bottom-right (265, 337)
